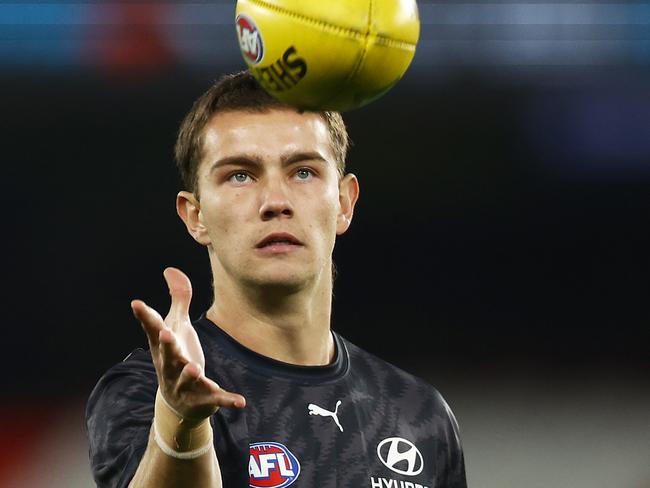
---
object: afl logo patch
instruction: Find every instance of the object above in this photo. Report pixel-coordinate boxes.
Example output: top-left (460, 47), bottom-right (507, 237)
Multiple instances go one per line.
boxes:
top-left (377, 437), bottom-right (424, 476)
top-left (236, 14), bottom-right (264, 64)
top-left (249, 442), bottom-right (301, 488)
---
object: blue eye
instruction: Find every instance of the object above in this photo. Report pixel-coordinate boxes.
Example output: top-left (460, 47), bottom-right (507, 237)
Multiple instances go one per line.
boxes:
top-left (230, 172), bottom-right (250, 183)
top-left (295, 168), bottom-right (313, 180)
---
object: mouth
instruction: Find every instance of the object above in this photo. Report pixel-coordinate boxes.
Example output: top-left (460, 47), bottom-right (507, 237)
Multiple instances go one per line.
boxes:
top-left (255, 232), bottom-right (304, 252)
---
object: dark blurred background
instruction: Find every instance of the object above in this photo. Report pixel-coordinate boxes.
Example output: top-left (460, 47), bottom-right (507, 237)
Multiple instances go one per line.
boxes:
top-left (1, 1), bottom-right (649, 487)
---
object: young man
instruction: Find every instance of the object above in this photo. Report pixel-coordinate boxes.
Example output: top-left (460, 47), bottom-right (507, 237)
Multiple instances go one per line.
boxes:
top-left (86, 72), bottom-right (467, 488)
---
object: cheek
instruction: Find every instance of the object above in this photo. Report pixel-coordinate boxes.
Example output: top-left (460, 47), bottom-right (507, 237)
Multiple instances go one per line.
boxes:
top-left (201, 194), bottom-right (245, 242)
top-left (312, 191), bottom-right (340, 243)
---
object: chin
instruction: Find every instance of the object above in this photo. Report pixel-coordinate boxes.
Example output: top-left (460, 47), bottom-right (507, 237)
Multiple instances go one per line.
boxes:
top-left (244, 268), bottom-right (314, 293)
top-left (246, 277), bottom-right (306, 295)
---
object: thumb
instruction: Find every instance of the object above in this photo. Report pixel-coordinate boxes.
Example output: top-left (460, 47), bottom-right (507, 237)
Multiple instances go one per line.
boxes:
top-left (163, 267), bottom-right (192, 322)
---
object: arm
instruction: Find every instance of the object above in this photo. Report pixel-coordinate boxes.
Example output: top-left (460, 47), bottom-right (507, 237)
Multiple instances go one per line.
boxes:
top-left (439, 392), bottom-right (467, 488)
top-left (128, 268), bottom-right (246, 488)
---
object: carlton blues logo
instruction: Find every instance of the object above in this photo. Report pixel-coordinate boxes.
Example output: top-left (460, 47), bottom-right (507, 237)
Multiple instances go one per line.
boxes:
top-left (236, 14), bottom-right (264, 64)
top-left (249, 442), bottom-right (301, 488)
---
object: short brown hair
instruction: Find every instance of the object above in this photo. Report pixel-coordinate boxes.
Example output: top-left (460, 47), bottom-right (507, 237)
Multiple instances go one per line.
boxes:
top-left (175, 71), bottom-right (349, 195)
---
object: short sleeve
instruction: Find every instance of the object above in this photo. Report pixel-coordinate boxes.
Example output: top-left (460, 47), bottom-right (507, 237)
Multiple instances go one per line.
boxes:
top-left (85, 349), bottom-right (158, 488)
top-left (436, 389), bottom-right (467, 488)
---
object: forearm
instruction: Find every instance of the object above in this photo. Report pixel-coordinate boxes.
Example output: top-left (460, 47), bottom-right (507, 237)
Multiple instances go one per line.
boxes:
top-left (129, 390), bottom-right (222, 488)
top-left (125, 274), bottom-right (245, 487)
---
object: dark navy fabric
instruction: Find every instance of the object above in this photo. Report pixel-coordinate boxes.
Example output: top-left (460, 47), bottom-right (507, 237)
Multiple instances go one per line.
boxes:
top-left (86, 315), bottom-right (467, 488)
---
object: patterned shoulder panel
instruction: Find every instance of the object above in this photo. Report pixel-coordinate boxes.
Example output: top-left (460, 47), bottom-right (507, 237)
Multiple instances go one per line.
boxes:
top-left (338, 337), bottom-right (467, 488)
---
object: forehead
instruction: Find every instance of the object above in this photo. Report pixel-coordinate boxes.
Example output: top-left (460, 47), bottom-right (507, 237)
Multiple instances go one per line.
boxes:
top-left (201, 109), bottom-right (333, 164)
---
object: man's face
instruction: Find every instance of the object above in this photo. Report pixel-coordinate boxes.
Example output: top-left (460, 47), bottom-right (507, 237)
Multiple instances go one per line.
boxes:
top-left (187, 108), bottom-right (358, 292)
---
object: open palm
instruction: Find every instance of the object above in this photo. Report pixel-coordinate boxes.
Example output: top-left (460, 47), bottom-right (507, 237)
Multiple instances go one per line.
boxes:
top-left (131, 267), bottom-right (245, 421)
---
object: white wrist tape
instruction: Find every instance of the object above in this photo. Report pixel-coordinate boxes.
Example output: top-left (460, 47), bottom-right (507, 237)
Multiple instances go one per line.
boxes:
top-left (153, 388), bottom-right (213, 460)
top-left (152, 418), bottom-right (213, 460)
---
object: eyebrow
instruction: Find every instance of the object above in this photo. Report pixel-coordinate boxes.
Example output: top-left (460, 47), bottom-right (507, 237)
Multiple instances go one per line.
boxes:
top-left (209, 151), bottom-right (328, 174)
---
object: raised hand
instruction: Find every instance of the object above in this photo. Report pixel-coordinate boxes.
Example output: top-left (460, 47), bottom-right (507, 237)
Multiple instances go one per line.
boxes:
top-left (131, 267), bottom-right (245, 422)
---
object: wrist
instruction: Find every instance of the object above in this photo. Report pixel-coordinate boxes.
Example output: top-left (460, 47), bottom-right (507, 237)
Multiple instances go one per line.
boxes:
top-left (153, 389), bottom-right (213, 459)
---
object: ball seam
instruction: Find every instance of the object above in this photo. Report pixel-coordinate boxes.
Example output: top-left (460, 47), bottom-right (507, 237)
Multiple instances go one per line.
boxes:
top-left (245, 0), bottom-right (417, 50)
top-left (344, 0), bottom-right (373, 87)
top-left (325, 0), bottom-right (373, 109)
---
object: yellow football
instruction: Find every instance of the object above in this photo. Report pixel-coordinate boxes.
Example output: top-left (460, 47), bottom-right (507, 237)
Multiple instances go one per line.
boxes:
top-left (235, 0), bottom-right (420, 111)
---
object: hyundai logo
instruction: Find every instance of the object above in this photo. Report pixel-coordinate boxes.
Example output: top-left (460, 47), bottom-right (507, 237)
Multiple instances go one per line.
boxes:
top-left (376, 437), bottom-right (424, 476)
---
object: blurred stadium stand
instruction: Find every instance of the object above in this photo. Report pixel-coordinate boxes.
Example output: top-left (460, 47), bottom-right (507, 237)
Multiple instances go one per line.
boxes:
top-left (2, 2), bottom-right (650, 70)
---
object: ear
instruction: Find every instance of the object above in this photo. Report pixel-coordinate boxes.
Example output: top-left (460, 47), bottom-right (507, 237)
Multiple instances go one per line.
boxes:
top-left (176, 191), bottom-right (211, 246)
top-left (336, 173), bottom-right (360, 235)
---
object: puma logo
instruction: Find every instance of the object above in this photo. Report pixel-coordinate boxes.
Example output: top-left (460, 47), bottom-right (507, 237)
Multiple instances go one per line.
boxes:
top-left (307, 400), bottom-right (343, 432)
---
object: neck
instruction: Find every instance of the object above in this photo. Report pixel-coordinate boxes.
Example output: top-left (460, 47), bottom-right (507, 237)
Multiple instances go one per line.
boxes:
top-left (206, 266), bottom-right (335, 366)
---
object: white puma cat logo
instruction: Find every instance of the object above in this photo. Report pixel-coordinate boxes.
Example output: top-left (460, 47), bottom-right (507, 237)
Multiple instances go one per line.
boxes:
top-left (307, 400), bottom-right (343, 432)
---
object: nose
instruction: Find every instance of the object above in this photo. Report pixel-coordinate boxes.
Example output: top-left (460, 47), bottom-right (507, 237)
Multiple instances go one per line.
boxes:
top-left (258, 177), bottom-right (294, 221)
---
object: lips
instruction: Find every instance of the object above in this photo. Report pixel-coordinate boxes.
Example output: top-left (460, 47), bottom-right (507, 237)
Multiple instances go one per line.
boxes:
top-left (256, 232), bottom-right (303, 248)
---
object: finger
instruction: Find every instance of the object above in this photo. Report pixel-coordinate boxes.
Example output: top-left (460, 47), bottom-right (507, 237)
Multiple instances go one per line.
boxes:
top-left (131, 300), bottom-right (166, 350)
top-left (177, 369), bottom-right (246, 409)
top-left (163, 267), bottom-right (192, 324)
top-left (177, 361), bottom-right (204, 385)
top-left (175, 364), bottom-right (246, 411)
top-left (204, 380), bottom-right (246, 409)
top-left (159, 328), bottom-right (189, 380)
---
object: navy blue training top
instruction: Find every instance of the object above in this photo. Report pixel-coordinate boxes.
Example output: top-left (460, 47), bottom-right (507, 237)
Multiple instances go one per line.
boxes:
top-left (86, 315), bottom-right (467, 488)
